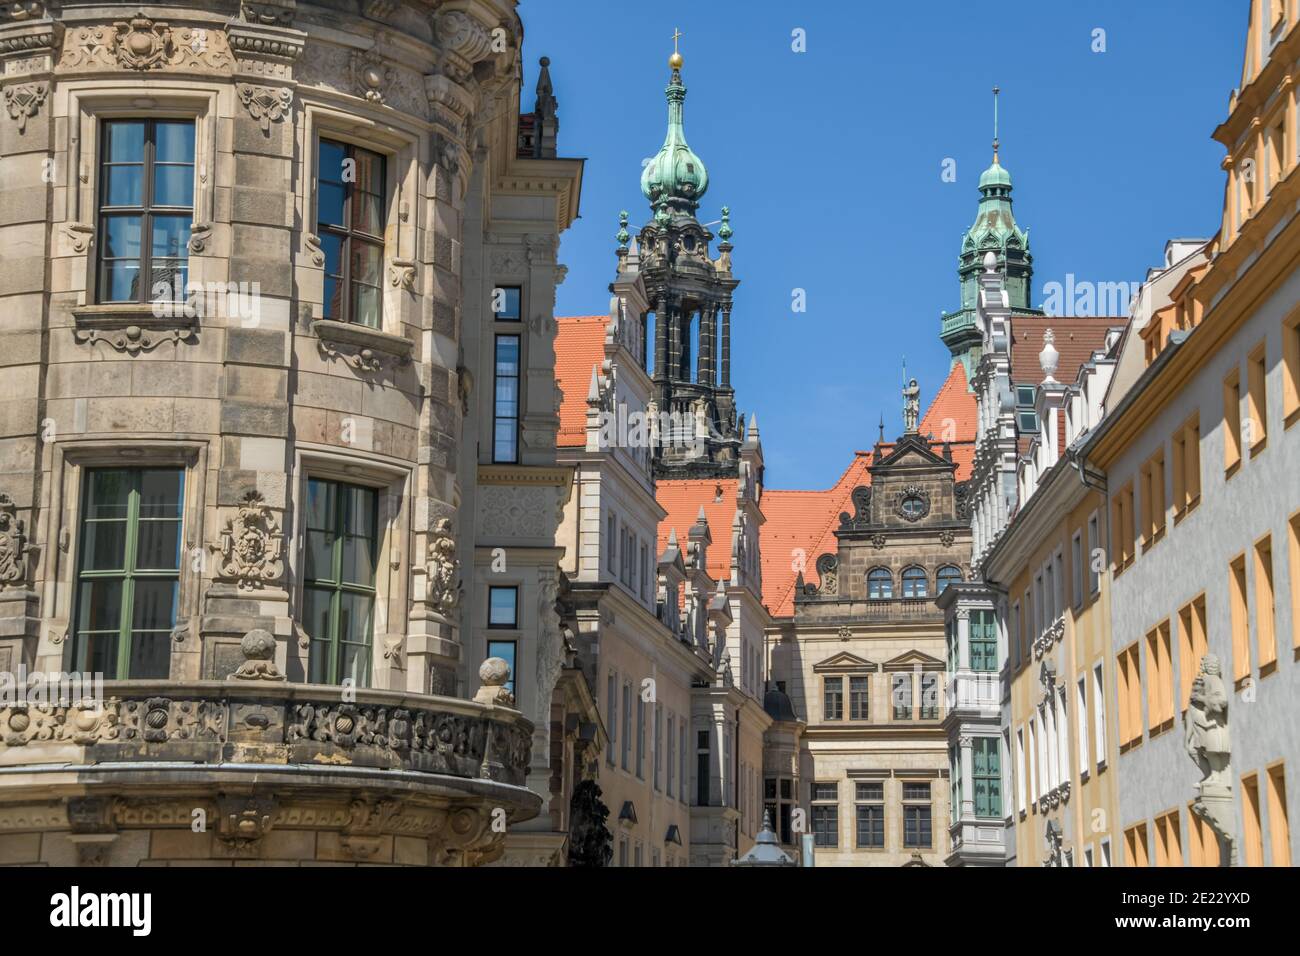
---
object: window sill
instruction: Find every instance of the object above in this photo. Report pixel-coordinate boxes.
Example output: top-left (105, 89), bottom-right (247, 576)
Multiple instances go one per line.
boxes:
top-left (1148, 717), bottom-right (1174, 739)
top-left (312, 319), bottom-right (413, 371)
top-left (1284, 406), bottom-right (1300, 430)
top-left (71, 304), bottom-right (199, 352)
top-left (1249, 438), bottom-right (1268, 459)
top-left (1258, 659), bottom-right (1278, 679)
top-left (1225, 458), bottom-right (1241, 480)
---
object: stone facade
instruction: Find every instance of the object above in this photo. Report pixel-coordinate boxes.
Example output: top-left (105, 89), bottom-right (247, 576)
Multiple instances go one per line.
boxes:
top-left (0, 0), bottom-right (580, 866)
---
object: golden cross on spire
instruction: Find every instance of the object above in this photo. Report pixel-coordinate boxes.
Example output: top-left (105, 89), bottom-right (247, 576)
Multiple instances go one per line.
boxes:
top-left (669, 27), bottom-right (684, 69)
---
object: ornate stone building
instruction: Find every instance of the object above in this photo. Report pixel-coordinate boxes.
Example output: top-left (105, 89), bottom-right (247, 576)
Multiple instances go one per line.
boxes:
top-left (0, 0), bottom-right (579, 866)
top-left (763, 397), bottom-right (972, 866)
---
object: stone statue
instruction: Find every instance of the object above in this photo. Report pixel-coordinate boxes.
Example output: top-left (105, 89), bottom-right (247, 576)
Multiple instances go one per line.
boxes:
top-left (1184, 653), bottom-right (1235, 865)
top-left (426, 518), bottom-right (460, 616)
top-left (903, 378), bottom-right (920, 433)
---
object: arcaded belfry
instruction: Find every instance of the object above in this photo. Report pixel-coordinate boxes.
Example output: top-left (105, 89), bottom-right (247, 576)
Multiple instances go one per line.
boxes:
top-left (0, 0), bottom-right (584, 866)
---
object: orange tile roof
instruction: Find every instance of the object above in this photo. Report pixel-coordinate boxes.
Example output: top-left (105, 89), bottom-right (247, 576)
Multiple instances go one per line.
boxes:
top-left (554, 315), bottom-right (608, 448)
top-left (656, 479), bottom-right (745, 584)
top-left (1010, 317), bottom-right (1119, 388)
top-left (919, 362), bottom-right (975, 440)
top-left (760, 454), bottom-right (873, 618)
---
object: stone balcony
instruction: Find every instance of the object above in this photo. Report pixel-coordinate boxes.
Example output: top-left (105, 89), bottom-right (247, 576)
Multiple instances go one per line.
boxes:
top-left (0, 679), bottom-right (538, 866)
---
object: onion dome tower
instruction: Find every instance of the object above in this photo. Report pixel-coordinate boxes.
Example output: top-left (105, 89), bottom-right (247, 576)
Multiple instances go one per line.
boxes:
top-left (629, 33), bottom-right (743, 479)
top-left (940, 88), bottom-right (1041, 379)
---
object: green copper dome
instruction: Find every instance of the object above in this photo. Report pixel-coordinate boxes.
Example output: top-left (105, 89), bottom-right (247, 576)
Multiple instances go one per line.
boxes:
top-left (640, 62), bottom-right (708, 216)
top-left (964, 156), bottom-right (1027, 252)
top-left (978, 159), bottom-right (1013, 189)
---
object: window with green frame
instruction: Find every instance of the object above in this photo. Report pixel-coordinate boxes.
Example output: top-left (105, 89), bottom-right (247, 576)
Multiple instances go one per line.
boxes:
top-left (970, 609), bottom-right (998, 672)
top-left (73, 468), bottom-right (184, 680)
top-left (973, 737), bottom-right (1002, 817)
top-left (303, 478), bottom-right (378, 686)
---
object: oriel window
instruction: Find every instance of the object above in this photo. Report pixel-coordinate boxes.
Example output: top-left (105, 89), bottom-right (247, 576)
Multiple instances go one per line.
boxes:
top-left (317, 139), bottom-right (386, 328)
top-left (303, 479), bottom-right (379, 686)
top-left (97, 120), bottom-right (195, 304)
top-left (73, 468), bottom-right (184, 680)
top-left (494, 335), bottom-right (521, 463)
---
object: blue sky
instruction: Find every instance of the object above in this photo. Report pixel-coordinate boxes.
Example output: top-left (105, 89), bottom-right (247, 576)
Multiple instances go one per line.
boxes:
top-left (518, 0), bottom-right (1246, 490)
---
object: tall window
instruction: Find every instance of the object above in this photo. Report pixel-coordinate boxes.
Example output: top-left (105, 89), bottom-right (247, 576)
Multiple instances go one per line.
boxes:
top-left (1229, 553), bottom-right (1251, 683)
top-left (1145, 620), bottom-right (1174, 732)
top-left (1154, 809), bottom-right (1183, 867)
top-left (73, 468), bottom-right (184, 679)
top-left (1224, 368), bottom-right (1243, 475)
top-left (1087, 513), bottom-right (1101, 592)
top-left (811, 782), bottom-right (838, 847)
top-left (487, 588), bottom-right (518, 696)
top-left (303, 479), bottom-right (378, 686)
top-left (666, 714), bottom-right (675, 794)
top-left (1242, 773), bottom-right (1263, 866)
top-left (891, 673), bottom-right (913, 720)
top-left (493, 335), bottom-right (521, 463)
top-left (1092, 663), bottom-right (1107, 769)
top-left (936, 565), bottom-right (962, 594)
top-left (621, 682), bottom-right (632, 771)
top-left (1178, 595), bottom-right (1208, 712)
top-left (849, 675), bottom-right (870, 720)
top-left (1124, 822), bottom-right (1150, 867)
top-left (973, 738), bottom-right (1002, 818)
top-left (823, 676), bottom-right (844, 721)
top-left (919, 673), bottom-right (940, 720)
top-left (1255, 535), bottom-right (1277, 670)
top-left (1116, 642), bottom-right (1142, 749)
top-left (635, 693), bottom-right (646, 779)
top-left (902, 782), bottom-right (932, 848)
top-left (1172, 415), bottom-right (1201, 517)
top-left (317, 139), bottom-right (386, 328)
top-left (1247, 342), bottom-right (1268, 455)
top-left (605, 672), bottom-right (617, 767)
top-left (855, 782), bottom-right (885, 848)
top-left (867, 568), bottom-right (892, 599)
top-left (1268, 764), bottom-right (1291, 867)
top-left (653, 705), bottom-right (662, 790)
top-left (696, 731), bottom-right (710, 805)
top-left (970, 609), bottom-right (998, 671)
top-left (901, 567), bottom-right (928, 599)
top-left (680, 723), bottom-right (688, 804)
top-left (97, 120), bottom-right (195, 303)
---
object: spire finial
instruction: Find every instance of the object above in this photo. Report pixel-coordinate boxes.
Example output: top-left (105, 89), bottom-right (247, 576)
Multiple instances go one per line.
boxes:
top-left (616, 210), bottom-right (630, 250)
top-left (718, 205), bottom-right (732, 242)
top-left (992, 85), bottom-right (1000, 164)
top-left (669, 27), bottom-right (684, 71)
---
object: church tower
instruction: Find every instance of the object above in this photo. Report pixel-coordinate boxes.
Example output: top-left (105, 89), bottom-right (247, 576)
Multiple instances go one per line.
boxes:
top-left (623, 37), bottom-right (743, 479)
top-left (940, 90), bottom-right (1040, 379)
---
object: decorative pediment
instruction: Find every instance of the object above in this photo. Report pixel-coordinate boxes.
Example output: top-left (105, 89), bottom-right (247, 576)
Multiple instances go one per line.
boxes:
top-left (812, 651), bottom-right (876, 674)
top-left (882, 650), bottom-right (944, 672)
top-left (870, 433), bottom-right (954, 473)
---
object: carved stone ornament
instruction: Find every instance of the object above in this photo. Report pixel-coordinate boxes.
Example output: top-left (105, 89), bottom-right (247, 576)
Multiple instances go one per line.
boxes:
top-left (230, 628), bottom-right (286, 682)
top-left (2, 81), bottom-right (45, 133)
top-left (113, 14), bottom-right (174, 71)
top-left (473, 657), bottom-right (514, 707)
top-left (1, 2), bottom-right (46, 22)
top-left (240, 1), bottom-right (295, 27)
top-left (350, 47), bottom-right (394, 103)
top-left (426, 518), bottom-right (460, 616)
top-left (432, 10), bottom-right (495, 83)
top-left (212, 491), bottom-right (284, 591)
top-left (216, 793), bottom-right (276, 852)
top-left (939, 530), bottom-right (956, 548)
top-left (0, 492), bottom-right (29, 590)
top-left (838, 485), bottom-right (872, 529)
top-left (815, 553), bottom-right (838, 596)
top-left (388, 258), bottom-right (417, 291)
top-left (237, 83), bottom-right (292, 132)
top-left (870, 533), bottom-right (887, 550)
top-left (73, 324), bottom-right (195, 355)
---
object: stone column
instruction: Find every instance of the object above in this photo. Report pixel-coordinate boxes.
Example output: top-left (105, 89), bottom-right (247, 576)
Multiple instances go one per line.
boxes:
top-left (957, 609), bottom-right (971, 670)
top-left (960, 735), bottom-right (975, 819)
top-left (653, 295), bottom-right (669, 409)
top-left (699, 306), bottom-right (715, 387)
top-left (719, 307), bottom-right (732, 388)
top-left (0, 7), bottom-right (59, 668)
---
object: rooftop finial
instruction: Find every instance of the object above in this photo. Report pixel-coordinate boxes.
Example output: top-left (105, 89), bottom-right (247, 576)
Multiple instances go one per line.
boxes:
top-left (718, 205), bottom-right (732, 242)
top-left (992, 85), bottom-right (1000, 165)
top-left (670, 27), bottom-right (683, 71)
top-left (616, 210), bottom-right (630, 250)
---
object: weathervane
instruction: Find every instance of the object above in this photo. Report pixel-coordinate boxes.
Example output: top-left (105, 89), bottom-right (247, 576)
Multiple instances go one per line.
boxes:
top-left (992, 85), bottom-right (1000, 163)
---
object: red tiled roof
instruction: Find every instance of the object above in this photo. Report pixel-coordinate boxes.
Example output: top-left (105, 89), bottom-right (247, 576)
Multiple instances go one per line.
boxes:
top-left (759, 454), bottom-right (873, 618)
top-left (554, 315), bottom-right (608, 448)
top-left (656, 479), bottom-right (743, 584)
top-left (919, 362), bottom-right (975, 440)
top-left (1010, 317), bottom-right (1120, 388)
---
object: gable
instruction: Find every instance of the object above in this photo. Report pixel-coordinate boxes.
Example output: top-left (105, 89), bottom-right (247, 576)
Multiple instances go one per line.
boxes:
top-left (881, 649), bottom-right (945, 672)
top-left (812, 651), bottom-right (877, 673)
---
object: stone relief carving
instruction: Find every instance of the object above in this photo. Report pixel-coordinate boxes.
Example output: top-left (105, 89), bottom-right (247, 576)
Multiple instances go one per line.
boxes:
top-left (939, 529), bottom-right (956, 548)
top-left (1185, 653), bottom-right (1234, 866)
top-left (388, 259), bottom-right (417, 291)
top-left (838, 485), bottom-right (872, 529)
top-left (349, 47), bottom-right (393, 103)
top-left (1, 2), bottom-right (46, 21)
top-left (870, 533), bottom-right (886, 550)
top-left (478, 485), bottom-right (563, 539)
top-left (815, 553), bottom-right (838, 595)
top-left (73, 324), bottom-right (195, 355)
top-left (0, 493), bottom-right (28, 590)
top-left (237, 83), bottom-right (292, 132)
top-left (426, 517), bottom-right (460, 616)
top-left (2, 81), bottom-right (45, 133)
top-left (303, 232), bottom-right (326, 266)
top-left (216, 794), bottom-right (276, 851)
top-left (59, 18), bottom-right (234, 73)
top-left (432, 9), bottom-right (495, 83)
top-left (212, 491), bottom-right (284, 591)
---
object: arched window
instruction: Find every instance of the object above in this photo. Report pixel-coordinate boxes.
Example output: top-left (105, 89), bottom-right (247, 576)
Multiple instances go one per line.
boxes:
top-left (901, 567), bottom-right (929, 599)
top-left (937, 565), bottom-right (963, 594)
top-left (867, 568), bottom-right (893, 600)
